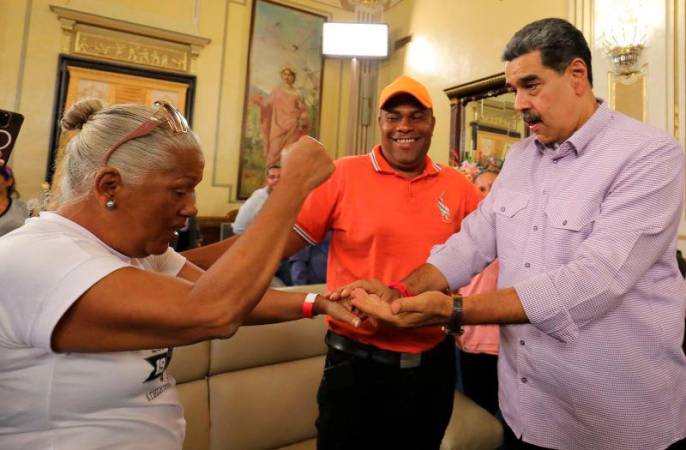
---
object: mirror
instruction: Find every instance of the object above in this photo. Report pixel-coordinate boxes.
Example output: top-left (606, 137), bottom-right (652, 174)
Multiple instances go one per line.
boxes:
top-left (444, 73), bottom-right (527, 170)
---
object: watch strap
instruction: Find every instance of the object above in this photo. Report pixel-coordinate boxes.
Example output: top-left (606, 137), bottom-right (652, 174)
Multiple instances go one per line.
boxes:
top-left (443, 294), bottom-right (464, 335)
top-left (302, 292), bottom-right (318, 319)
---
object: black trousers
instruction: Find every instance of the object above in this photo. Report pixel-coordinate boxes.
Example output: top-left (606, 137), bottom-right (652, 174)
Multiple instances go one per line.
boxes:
top-left (316, 336), bottom-right (456, 450)
top-left (503, 421), bottom-right (686, 450)
top-left (459, 350), bottom-right (499, 416)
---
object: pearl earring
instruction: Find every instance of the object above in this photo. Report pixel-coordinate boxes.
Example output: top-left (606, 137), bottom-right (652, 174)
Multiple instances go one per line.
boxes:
top-left (105, 199), bottom-right (116, 209)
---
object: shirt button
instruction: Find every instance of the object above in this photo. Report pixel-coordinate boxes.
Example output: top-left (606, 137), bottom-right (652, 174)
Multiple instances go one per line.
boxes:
top-left (519, 340), bottom-right (525, 346)
top-left (553, 160), bottom-right (559, 164)
top-left (533, 225), bottom-right (538, 231)
top-left (562, 220), bottom-right (568, 225)
top-left (524, 262), bottom-right (530, 268)
top-left (521, 377), bottom-right (528, 383)
top-left (500, 207), bottom-right (506, 212)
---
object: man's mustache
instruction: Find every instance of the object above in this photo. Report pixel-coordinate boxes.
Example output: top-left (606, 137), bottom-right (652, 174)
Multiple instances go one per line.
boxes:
top-left (522, 111), bottom-right (542, 125)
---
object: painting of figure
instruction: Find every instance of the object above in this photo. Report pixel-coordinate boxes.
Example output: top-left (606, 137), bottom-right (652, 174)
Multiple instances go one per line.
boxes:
top-left (238, 0), bottom-right (325, 199)
top-left (251, 65), bottom-right (310, 166)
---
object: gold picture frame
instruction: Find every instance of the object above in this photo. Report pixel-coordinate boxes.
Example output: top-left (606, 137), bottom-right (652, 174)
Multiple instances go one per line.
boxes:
top-left (237, 0), bottom-right (325, 199)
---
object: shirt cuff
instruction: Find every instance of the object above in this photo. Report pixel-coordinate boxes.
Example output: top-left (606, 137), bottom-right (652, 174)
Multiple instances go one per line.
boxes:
top-left (514, 273), bottom-right (579, 343)
top-left (427, 245), bottom-right (475, 291)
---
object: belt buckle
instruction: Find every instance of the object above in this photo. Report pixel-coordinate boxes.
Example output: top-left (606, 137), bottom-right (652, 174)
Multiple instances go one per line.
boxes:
top-left (399, 352), bottom-right (421, 369)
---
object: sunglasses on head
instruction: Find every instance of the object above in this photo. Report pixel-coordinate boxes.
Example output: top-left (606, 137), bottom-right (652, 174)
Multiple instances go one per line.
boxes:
top-left (101, 101), bottom-right (189, 166)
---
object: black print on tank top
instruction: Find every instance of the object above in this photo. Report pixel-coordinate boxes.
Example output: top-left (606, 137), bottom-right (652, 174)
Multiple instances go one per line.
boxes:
top-left (143, 348), bottom-right (174, 383)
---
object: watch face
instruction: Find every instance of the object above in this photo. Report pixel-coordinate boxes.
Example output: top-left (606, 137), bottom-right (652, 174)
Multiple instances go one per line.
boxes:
top-left (441, 325), bottom-right (464, 336)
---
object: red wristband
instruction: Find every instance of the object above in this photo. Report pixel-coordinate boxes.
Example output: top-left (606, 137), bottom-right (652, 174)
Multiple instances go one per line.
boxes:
top-left (388, 281), bottom-right (414, 297)
top-left (302, 293), bottom-right (317, 319)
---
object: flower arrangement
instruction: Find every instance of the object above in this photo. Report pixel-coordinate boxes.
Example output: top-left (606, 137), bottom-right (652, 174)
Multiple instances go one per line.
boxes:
top-left (458, 160), bottom-right (481, 182)
top-left (457, 155), bottom-right (503, 181)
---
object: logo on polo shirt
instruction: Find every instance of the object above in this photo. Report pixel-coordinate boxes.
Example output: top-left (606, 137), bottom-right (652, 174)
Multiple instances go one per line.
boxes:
top-left (437, 192), bottom-right (451, 223)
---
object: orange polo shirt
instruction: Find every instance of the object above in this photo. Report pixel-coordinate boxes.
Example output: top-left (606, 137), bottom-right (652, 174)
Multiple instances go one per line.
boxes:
top-left (294, 145), bottom-right (483, 352)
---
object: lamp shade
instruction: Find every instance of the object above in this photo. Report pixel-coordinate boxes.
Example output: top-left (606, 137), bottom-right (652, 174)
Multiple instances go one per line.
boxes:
top-left (322, 22), bottom-right (389, 58)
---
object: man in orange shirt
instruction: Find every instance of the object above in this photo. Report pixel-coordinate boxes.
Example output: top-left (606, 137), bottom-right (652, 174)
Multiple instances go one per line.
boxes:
top-left (184, 76), bottom-right (482, 449)
top-left (289, 76), bottom-right (483, 449)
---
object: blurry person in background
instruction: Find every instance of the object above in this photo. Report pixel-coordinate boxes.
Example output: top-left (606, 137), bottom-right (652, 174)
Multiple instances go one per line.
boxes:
top-left (233, 161), bottom-right (292, 285)
top-left (232, 162), bottom-right (281, 235)
top-left (0, 164), bottom-right (28, 237)
top-left (473, 169), bottom-right (498, 196)
top-left (289, 231), bottom-right (331, 285)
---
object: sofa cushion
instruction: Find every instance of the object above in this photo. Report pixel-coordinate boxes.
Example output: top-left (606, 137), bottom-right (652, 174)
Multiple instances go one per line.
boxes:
top-left (170, 341), bottom-right (211, 384)
top-left (209, 355), bottom-right (324, 450)
top-left (177, 379), bottom-right (211, 450)
top-left (210, 318), bottom-right (328, 374)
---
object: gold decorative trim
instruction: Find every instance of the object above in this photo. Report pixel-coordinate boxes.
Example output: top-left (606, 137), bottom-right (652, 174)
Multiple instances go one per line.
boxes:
top-left (444, 73), bottom-right (507, 100)
top-left (50, 5), bottom-right (210, 74)
top-left (608, 68), bottom-right (647, 122)
top-left (50, 5), bottom-right (210, 46)
top-left (572, 0), bottom-right (594, 48)
top-left (679, 234), bottom-right (686, 240)
top-left (74, 25), bottom-right (190, 72)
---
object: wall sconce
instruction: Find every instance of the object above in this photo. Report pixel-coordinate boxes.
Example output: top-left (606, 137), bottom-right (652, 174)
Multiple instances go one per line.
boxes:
top-left (596, 0), bottom-right (651, 121)
top-left (606, 45), bottom-right (644, 74)
top-left (597, 0), bottom-right (649, 74)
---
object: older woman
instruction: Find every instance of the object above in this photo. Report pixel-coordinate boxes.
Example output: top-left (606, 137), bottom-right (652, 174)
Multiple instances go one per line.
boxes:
top-left (0, 99), bottom-right (356, 449)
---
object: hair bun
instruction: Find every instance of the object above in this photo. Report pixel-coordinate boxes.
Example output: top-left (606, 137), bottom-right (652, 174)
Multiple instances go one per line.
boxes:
top-left (61, 98), bottom-right (104, 131)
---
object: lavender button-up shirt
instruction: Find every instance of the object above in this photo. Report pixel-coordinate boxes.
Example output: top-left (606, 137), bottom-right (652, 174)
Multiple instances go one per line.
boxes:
top-left (429, 102), bottom-right (686, 450)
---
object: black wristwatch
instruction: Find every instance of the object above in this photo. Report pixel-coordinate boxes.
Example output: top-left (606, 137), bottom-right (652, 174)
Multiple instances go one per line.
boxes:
top-left (443, 294), bottom-right (464, 335)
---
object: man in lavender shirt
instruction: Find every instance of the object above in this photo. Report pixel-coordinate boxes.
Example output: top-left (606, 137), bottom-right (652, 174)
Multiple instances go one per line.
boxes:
top-left (346, 18), bottom-right (685, 450)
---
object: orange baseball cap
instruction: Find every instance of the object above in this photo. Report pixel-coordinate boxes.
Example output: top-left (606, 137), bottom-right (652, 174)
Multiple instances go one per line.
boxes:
top-left (378, 75), bottom-right (433, 110)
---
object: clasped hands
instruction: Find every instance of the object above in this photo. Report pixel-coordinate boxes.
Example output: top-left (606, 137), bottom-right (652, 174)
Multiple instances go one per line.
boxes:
top-left (324, 279), bottom-right (453, 328)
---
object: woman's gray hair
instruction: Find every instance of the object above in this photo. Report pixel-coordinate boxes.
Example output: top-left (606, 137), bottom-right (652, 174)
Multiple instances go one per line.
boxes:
top-left (56, 99), bottom-right (202, 206)
top-left (502, 18), bottom-right (593, 86)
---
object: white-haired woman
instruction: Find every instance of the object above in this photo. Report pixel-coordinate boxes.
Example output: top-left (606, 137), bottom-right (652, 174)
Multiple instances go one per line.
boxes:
top-left (0, 99), bottom-right (357, 449)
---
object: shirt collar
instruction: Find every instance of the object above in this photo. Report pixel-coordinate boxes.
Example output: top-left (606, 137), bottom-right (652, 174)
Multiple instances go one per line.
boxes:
top-left (534, 99), bottom-right (611, 159)
top-left (38, 211), bottom-right (133, 262)
top-left (369, 145), bottom-right (442, 177)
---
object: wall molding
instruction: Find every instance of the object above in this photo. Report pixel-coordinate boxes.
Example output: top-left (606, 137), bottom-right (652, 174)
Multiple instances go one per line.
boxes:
top-left (50, 5), bottom-right (210, 74)
top-left (210, 0), bottom-right (233, 202)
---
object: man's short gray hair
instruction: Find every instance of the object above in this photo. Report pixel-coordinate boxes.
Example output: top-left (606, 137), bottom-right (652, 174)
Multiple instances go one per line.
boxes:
top-left (503, 18), bottom-right (593, 86)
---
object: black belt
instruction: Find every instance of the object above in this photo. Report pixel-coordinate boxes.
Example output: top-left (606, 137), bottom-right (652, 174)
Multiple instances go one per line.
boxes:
top-left (325, 331), bottom-right (448, 369)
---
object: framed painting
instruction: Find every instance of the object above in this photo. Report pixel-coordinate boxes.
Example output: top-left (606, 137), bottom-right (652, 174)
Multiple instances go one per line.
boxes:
top-left (47, 55), bottom-right (196, 183)
top-left (469, 124), bottom-right (521, 169)
top-left (237, 0), bottom-right (325, 199)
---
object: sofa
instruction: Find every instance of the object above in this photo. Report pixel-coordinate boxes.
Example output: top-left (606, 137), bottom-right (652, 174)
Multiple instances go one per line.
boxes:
top-left (167, 285), bottom-right (503, 450)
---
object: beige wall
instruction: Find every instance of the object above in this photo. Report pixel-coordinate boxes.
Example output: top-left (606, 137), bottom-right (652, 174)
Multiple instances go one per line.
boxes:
top-left (4, 0), bottom-right (684, 246)
top-left (376, 0), bottom-right (571, 164)
top-left (1, 0), bottom-right (353, 216)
